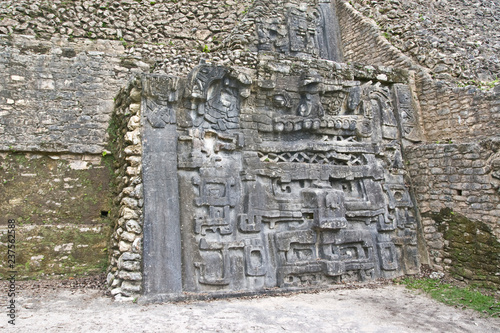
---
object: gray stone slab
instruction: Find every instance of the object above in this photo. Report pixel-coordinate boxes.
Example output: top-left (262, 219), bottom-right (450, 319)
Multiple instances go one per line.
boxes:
top-left (142, 123), bottom-right (182, 295)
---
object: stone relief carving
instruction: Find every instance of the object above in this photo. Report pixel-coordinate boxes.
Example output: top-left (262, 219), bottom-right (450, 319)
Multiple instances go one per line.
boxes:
top-left (145, 100), bottom-right (176, 128)
top-left (185, 65), bottom-right (252, 131)
top-left (143, 76), bottom-right (182, 128)
top-left (256, 2), bottom-right (343, 62)
top-left (393, 84), bottom-right (421, 142)
top-left (142, 58), bottom-right (421, 294)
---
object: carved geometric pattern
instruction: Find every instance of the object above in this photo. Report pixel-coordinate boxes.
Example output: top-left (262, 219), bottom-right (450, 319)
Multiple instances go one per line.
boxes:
top-left (258, 151), bottom-right (365, 166)
top-left (328, 135), bottom-right (359, 142)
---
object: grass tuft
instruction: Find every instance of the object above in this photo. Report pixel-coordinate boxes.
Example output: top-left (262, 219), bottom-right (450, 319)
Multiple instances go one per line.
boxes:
top-left (398, 277), bottom-right (500, 317)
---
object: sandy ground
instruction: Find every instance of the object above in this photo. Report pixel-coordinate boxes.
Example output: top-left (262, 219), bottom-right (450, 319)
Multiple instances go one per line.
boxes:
top-left (1, 278), bottom-right (499, 333)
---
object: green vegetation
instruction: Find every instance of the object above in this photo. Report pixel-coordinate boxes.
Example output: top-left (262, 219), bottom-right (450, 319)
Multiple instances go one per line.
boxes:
top-left (0, 224), bottom-right (110, 280)
top-left (399, 277), bottom-right (500, 317)
top-left (473, 78), bottom-right (499, 91)
top-left (431, 208), bottom-right (500, 288)
top-left (456, 77), bottom-right (499, 91)
top-left (435, 139), bottom-right (453, 144)
top-left (60, 1), bottom-right (75, 8)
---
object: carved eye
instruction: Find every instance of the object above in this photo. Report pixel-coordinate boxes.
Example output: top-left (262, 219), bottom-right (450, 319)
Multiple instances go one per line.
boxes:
top-left (273, 95), bottom-right (286, 107)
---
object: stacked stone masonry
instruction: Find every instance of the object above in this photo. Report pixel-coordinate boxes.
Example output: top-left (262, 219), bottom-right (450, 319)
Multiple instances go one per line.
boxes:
top-left (107, 79), bottom-right (144, 300)
top-left (0, 0), bottom-right (253, 51)
top-left (348, 0), bottom-right (500, 85)
top-left (420, 208), bottom-right (500, 287)
top-left (0, 0), bottom-right (498, 292)
top-left (406, 140), bottom-right (500, 286)
top-left (0, 35), bottom-right (125, 153)
top-left (406, 140), bottom-right (500, 239)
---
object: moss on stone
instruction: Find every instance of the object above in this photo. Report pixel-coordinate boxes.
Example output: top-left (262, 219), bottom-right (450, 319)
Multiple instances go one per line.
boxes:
top-left (0, 224), bottom-right (111, 280)
top-left (0, 153), bottom-right (113, 226)
top-left (0, 152), bottom-right (115, 279)
top-left (432, 208), bottom-right (500, 288)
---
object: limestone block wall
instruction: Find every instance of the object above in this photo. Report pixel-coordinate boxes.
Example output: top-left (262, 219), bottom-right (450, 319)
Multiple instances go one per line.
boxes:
top-left (0, 35), bottom-right (137, 279)
top-left (405, 140), bottom-right (500, 286)
top-left (0, 223), bottom-right (109, 279)
top-left (421, 208), bottom-right (500, 288)
top-left (347, 0), bottom-right (499, 85)
top-left (406, 141), bottom-right (500, 236)
top-left (0, 152), bottom-right (113, 279)
top-left (414, 75), bottom-right (500, 143)
top-left (0, 35), bottom-right (131, 153)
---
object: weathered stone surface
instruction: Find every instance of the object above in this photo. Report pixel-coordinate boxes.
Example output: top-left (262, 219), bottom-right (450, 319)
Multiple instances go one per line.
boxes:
top-left (120, 207), bottom-right (139, 220)
top-left (427, 208), bottom-right (500, 287)
top-left (118, 270), bottom-right (142, 281)
top-left (348, 0), bottom-right (500, 86)
top-left (1, 0), bottom-right (498, 298)
top-left (0, 35), bottom-right (124, 154)
top-left (118, 241), bottom-right (131, 253)
top-left (125, 220), bottom-right (142, 234)
top-left (140, 54), bottom-right (422, 296)
top-left (405, 139), bottom-right (500, 240)
top-left (121, 281), bottom-right (141, 293)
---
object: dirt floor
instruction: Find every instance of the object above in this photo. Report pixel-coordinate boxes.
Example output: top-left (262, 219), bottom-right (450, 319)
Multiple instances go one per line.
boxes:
top-left (1, 276), bottom-right (499, 333)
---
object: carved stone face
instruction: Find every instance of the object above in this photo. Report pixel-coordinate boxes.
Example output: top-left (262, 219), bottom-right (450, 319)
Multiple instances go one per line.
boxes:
top-left (297, 98), bottom-right (312, 117)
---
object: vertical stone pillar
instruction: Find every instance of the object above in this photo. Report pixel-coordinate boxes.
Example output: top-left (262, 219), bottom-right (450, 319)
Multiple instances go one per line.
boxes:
top-left (318, 0), bottom-right (344, 62)
top-left (142, 77), bottom-right (183, 295)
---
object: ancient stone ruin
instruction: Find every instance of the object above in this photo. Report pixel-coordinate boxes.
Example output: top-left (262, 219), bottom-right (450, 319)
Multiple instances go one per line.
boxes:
top-left (109, 1), bottom-right (427, 300)
top-left (1, 0), bottom-right (498, 301)
top-left (140, 61), bottom-right (423, 297)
